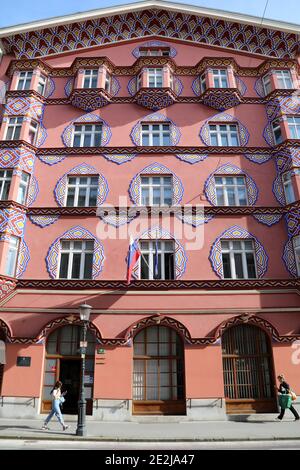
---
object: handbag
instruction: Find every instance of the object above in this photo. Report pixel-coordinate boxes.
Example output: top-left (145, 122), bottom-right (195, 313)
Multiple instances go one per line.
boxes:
top-left (290, 391), bottom-right (297, 401)
top-left (59, 396), bottom-right (65, 404)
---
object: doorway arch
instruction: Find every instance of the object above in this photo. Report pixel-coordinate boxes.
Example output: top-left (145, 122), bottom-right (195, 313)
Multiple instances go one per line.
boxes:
top-left (132, 325), bottom-right (186, 415)
top-left (221, 323), bottom-right (277, 413)
top-left (42, 324), bottom-right (96, 415)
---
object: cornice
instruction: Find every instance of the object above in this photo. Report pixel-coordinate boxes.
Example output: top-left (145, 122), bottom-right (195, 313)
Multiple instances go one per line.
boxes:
top-left (6, 56), bottom-right (299, 78)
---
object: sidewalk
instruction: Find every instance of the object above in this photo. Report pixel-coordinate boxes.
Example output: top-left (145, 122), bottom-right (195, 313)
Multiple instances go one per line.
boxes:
top-left (0, 415), bottom-right (300, 441)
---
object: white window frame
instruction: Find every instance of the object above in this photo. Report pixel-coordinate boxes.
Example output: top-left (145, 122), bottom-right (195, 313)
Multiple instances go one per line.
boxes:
top-left (65, 175), bottom-right (98, 207)
top-left (287, 116), bottom-right (300, 139)
top-left (271, 119), bottom-right (283, 144)
top-left (104, 72), bottom-right (111, 93)
top-left (214, 175), bottom-right (248, 206)
top-left (262, 73), bottom-right (272, 96)
top-left (275, 70), bottom-right (293, 89)
top-left (5, 117), bottom-right (23, 141)
top-left (83, 69), bottom-right (98, 89)
top-left (72, 124), bottom-right (102, 147)
top-left (293, 235), bottom-right (300, 276)
top-left (16, 71), bottom-right (33, 91)
top-left (58, 240), bottom-right (94, 280)
top-left (37, 74), bottom-right (47, 96)
top-left (147, 68), bottom-right (163, 88)
top-left (141, 123), bottom-right (171, 146)
top-left (0, 169), bottom-right (12, 200)
top-left (212, 69), bottom-right (229, 88)
top-left (282, 171), bottom-right (296, 204)
top-left (5, 236), bottom-right (19, 277)
top-left (209, 123), bottom-right (239, 146)
top-left (17, 172), bottom-right (30, 205)
top-left (28, 120), bottom-right (39, 145)
top-left (140, 175), bottom-right (173, 206)
top-left (221, 239), bottom-right (257, 279)
top-left (140, 240), bottom-right (175, 280)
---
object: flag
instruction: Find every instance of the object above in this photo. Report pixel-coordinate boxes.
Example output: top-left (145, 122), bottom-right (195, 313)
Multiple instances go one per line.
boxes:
top-left (154, 239), bottom-right (159, 279)
top-left (126, 236), bottom-right (141, 285)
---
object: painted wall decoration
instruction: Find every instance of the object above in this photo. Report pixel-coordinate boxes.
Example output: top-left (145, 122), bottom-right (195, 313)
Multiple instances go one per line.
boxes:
top-left (64, 78), bottom-right (74, 97)
top-left (235, 77), bottom-right (247, 96)
top-left (35, 122), bottom-right (48, 147)
top-left (44, 77), bottom-right (55, 98)
top-left (243, 153), bottom-right (272, 164)
top-left (29, 215), bottom-right (60, 228)
top-left (4, 96), bottom-right (44, 121)
top-left (131, 226), bottom-right (187, 280)
top-left (254, 77), bottom-right (265, 97)
top-left (130, 112), bottom-right (181, 146)
top-left (128, 162), bottom-right (184, 205)
top-left (266, 95), bottom-right (300, 121)
top-left (103, 153), bottom-right (137, 164)
top-left (0, 148), bottom-right (35, 173)
top-left (252, 213), bottom-right (283, 226)
top-left (27, 176), bottom-right (39, 206)
top-left (200, 111), bottom-right (249, 146)
top-left (132, 40), bottom-right (177, 58)
top-left (127, 77), bottom-right (137, 97)
top-left (191, 76), bottom-right (201, 97)
top-left (175, 212), bottom-right (214, 227)
top-left (285, 210), bottom-right (300, 238)
top-left (4, 9), bottom-right (297, 59)
top-left (272, 175), bottom-right (286, 206)
top-left (61, 112), bottom-right (112, 147)
top-left (204, 163), bottom-right (258, 206)
top-left (0, 208), bottom-right (26, 237)
top-left (54, 163), bottom-right (109, 207)
top-left (282, 239), bottom-right (298, 277)
top-left (0, 277), bottom-right (16, 301)
top-left (37, 155), bottom-right (66, 166)
top-left (46, 225), bottom-right (105, 279)
top-left (175, 154), bottom-right (208, 164)
top-left (99, 211), bottom-right (138, 227)
top-left (209, 225), bottom-right (269, 279)
top-left (275, 148), bottom-right (300, 174)
top-left (16, 239), bottom-right (30, 278)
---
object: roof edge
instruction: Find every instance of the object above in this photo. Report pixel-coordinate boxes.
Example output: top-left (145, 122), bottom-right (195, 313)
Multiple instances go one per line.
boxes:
top-left (0, 0), bottom-right (300, 39)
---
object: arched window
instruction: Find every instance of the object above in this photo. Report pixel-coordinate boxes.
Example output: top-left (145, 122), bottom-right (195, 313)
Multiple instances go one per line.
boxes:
top-left (133, 325), bottom-right (185, 415)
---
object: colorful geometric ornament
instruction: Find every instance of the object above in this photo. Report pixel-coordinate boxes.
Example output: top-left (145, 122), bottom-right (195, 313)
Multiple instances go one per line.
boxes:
top-left (282, 239), bottom-right (298, 277)
top-left (29, 215), bottom-right (60, 228)
top-left (252, 213), bottom-right (283, 226)
top-left (130, 112), bottom-right (181, 146)
top-left (37, 155), bottom-right (66, 166)
top-left (61, 112), bottom-right (112, 147)
top-left (102, 154), bottom-right (137, 165)
top-left (175, 154), bottom-right (208, 164)
top-left (200, 112), bottom-right (249, 146)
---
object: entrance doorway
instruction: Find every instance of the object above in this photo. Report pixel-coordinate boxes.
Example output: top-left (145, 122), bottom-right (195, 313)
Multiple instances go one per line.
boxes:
top-left (222, 323), bottom-right (277, 413)
top-left (60, 359), bottom-right (80, 414)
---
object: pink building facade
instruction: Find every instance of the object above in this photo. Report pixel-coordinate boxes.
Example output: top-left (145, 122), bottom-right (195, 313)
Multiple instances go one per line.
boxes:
top-left (0, 1), bottom-right (299, 420)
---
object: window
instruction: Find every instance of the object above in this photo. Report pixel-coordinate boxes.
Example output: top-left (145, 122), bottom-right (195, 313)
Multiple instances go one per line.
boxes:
top-left (140, 240), bottom-right (175, 280)
top-left (105, 73), bottom-right (111, 93)
top-left (141, 123), bottom-right (171, 146)
top-left (28, 120), bottom-right (38, 145)
top-left (139, 48), bottom-right (170, 57)
top-left (5, 117), bottom-right (23, 140)
top-left (282, 171), bottom-right (295, 204)
top-left (147, 68), bottom-right (163, 88)
top-left (140, 176), bottom-right (172, 206)
top-left (0, 169), bottom-right (12, 200)
top-left (16, 71), bottom-right (33, 91)
top-left (262, 74), bottom-right (272, 96)
top-left (293, 235), bottom-right (300, 276)
top-left (136, 72), bottom-right (142, 90)
top-left (221, 239), bottom-right (257, 279)
top-left (5, 236), bottom-right (19, 277)
top-left (17, 172), bottom-right (30, 205)
top-left (209, 124), bottom-right (239, 146)
top-left (37, 74), bottom-right (47, 96)
top-left (199, 72), bottom-right (206, 93)
top-left (73, 124), bottom-right (102, 147)
top-left (214, 176), bottom-right (248, 206)
top-left (287, 116), bottom-right (300, 139)
top-left (275, 70), bottom-right (293, 89)
top-left (58, 240), bottom-right (94, 279)
top-left (271, 119), bottom-right (283, 144)
top-left (66, 175), bottom-right (98, 207)
top-left (83, 69), bottom-right (98, 89)
top-left (212, 69), bottom-right (228, 88)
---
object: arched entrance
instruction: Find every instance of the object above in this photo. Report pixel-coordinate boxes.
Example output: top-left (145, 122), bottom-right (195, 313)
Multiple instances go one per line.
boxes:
top-left (42, 324), bottom-right (96, 415)
top-left (132, 325), bottom-right (186, 415)
top-left (221, 323), bottom-right (277, 413)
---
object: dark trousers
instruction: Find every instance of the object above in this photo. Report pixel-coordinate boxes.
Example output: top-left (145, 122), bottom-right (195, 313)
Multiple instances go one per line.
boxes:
top-left (278, 405), bottom-right (300, 420)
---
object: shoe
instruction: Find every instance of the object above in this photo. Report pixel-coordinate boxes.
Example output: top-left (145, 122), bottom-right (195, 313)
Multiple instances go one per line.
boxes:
top-left (294, 418), bottom-right (300, 421)
top-left (63, 425), bottom-right (69, 431)
top-left (42, 425), bottom-right (50, 430)
top-left (275, 417), bottom-right (282, 421)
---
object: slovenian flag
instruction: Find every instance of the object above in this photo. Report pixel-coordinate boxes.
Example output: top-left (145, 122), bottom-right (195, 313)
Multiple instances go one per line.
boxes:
top-left (126, 236), bottom-right (141, 284)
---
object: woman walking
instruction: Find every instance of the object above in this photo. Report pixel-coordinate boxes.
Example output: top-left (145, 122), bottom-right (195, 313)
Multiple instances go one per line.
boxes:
top-left (42, 381), bottom-right (69, 431)
top-left (275, 374), bottom-right (300, 421)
